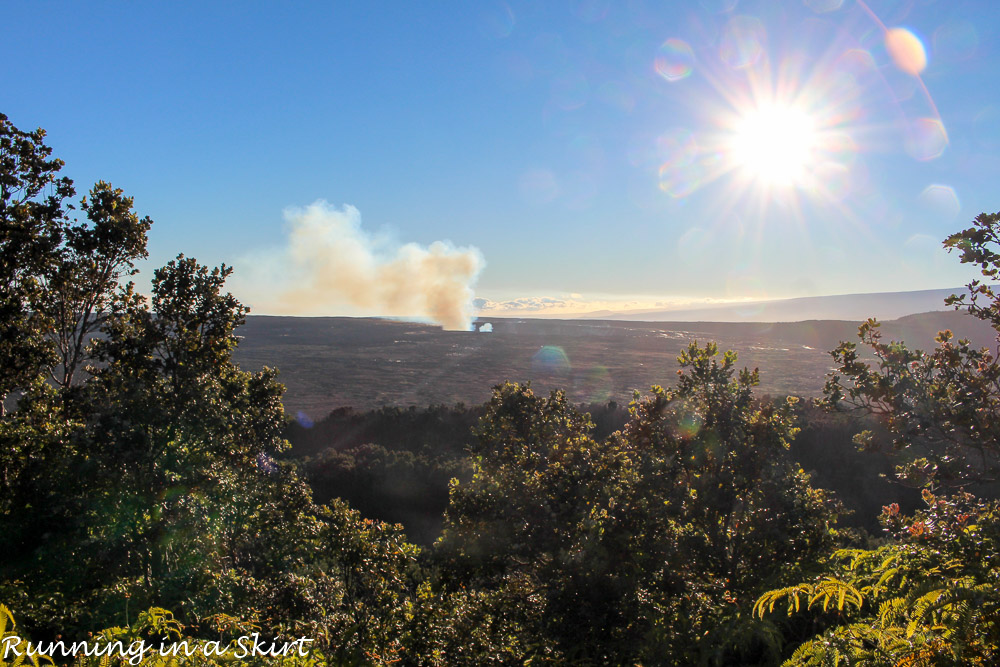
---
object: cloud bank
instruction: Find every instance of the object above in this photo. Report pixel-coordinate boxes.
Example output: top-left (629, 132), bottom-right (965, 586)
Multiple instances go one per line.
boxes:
top-left (240, 201), bottom-right (484, 331)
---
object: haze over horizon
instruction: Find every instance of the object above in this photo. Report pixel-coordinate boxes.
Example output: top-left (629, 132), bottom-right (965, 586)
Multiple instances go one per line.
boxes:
top-left (245, 284), bottom-right (971, 324)
top-left (5, 1), bottom-right (997, 327)
top-left (487, 285), bottom-right (969, 322)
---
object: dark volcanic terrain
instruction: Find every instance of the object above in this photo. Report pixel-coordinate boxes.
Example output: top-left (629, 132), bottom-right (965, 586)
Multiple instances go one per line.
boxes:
top-left (233, 311), bottom-right (998, 419)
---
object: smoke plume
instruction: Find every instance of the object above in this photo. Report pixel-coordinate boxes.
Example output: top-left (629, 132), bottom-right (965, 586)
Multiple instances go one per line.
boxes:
top-left (240, 201), bottom-right (485, 330)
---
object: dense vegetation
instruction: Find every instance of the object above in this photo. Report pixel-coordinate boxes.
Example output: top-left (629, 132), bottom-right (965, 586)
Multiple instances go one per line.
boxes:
top-left (289, 400), bottom-right (921, 544)
top-left (3, 113), bottom-right (1000, 665)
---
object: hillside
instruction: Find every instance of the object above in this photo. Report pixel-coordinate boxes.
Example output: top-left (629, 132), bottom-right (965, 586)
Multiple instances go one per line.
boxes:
top-left (581, 287), bottom-right (969, 322)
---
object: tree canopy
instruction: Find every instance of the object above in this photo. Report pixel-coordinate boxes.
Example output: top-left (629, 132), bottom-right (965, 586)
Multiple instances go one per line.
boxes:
top-left (755, 210), bottom-right (1000, 664)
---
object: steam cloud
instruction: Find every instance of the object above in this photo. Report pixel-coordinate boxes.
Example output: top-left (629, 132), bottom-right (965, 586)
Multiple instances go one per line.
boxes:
top-left (243, 201), bottom-right (485, 331)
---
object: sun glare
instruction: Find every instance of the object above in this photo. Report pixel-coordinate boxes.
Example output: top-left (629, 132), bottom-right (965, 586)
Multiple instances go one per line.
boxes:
top-left (729, 104), bottom-right (819, 187)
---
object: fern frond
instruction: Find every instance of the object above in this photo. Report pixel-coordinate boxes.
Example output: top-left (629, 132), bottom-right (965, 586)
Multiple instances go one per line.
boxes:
top-left (754, 584), bottom-right (814, 618)
top-left (807, 577), bottom-right (863, 614)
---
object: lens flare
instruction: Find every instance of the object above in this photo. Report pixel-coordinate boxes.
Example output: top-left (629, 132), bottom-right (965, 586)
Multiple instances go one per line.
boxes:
top-left (918, 184), bottom-right (960, 223)
top-left (885, 27), bottom-right (927, 76)
top-left (933, 19), bottom-right (978, 62)
top-left (904, 117), bottom-right (948, 161)
top-left (808, 162), bottom-right (852, 201)
top-left (478, 2), bottom-right (515, 39)
top-left (834, 48), bottom-right (878, 91)
top-left (824, 132), bottom-right (858, 165)
top-left (657, 129), bottom-right (699, 197)
top-left (655, 39), bottom-right (695, 82)
top-left (532, 346), bottom-right (571, 373)
top-left (575, 365), bottom-right (613, 403)
top-left (256, 452), bottom-right (278, 475)
top-left (671, 408), bottom-right (703, 440)
top-left (719, 15), bottom-right (765, 69)
top-left (656, 128), bottom-right (700, 197)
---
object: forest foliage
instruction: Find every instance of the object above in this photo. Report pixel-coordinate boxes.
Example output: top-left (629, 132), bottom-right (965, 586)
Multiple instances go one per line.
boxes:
top-left (3, 113), bottom-right (1000, 665)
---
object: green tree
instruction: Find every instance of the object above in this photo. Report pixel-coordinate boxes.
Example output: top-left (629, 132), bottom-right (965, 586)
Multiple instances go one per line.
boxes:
top-left (435, 342), bottom-right (840, 665)
top-left (822, 211), bottom-right (1000, 487)
top-left (48, 181), bottom-right (151, 390)
top-left (3, 253), bottom-right (424, 658)
top-left (0, 113), bottom-right (73, 412)
top-left (755, 211), bottom-right (1000, 664)
top-left (0, 114), bottom-right (151, 409)
top-left (0, 116), bottom-right (422, 661)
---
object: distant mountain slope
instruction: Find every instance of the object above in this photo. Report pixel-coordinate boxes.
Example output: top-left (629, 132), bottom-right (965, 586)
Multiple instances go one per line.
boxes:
top-left (884, 311), bottom-right (998, 353)
top-left (583, 287), bottom-right (970, 323)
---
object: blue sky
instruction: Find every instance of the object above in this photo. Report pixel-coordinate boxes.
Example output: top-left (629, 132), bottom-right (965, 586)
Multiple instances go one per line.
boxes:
top-left (4, 0), bottom-right (999, 322)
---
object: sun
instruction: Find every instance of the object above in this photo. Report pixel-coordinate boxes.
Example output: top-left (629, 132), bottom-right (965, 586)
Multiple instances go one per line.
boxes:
top-left (729, 103), bottom-right (820, 187)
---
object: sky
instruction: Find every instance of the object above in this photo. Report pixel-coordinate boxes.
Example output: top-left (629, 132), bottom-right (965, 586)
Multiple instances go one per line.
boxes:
top-left (4, 0), bottom-right (999, 327)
